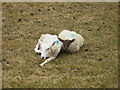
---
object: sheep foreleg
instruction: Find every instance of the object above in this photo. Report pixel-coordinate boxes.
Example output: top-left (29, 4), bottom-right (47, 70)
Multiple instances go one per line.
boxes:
top-left (40, 57), bottom-right (55, 66)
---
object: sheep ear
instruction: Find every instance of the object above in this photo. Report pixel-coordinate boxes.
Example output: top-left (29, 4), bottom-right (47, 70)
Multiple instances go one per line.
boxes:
top-left (58, 37), bottom-right (63, 42)
top-left (70, 39), bottom-right (75, 43)
top-left (38, 39), bottom-right (42, 45)
top-left (51, 41), bottom-right (56, 46)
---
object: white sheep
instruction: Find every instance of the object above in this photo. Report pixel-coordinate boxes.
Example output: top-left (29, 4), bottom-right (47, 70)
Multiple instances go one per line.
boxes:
top-left (34, 34), bottom-right (63, 66)
top-left (58, 30), bottom-right (84, 53)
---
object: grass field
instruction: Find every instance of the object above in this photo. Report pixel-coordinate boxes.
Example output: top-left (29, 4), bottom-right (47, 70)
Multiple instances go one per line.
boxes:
top-left (2, 2), bottom-right (118, 88)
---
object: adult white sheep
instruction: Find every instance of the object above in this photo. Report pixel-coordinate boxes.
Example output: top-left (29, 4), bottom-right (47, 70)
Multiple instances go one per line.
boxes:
top-left (58, 30), bottom-right (84, 53)
top-left (34, 34), bottom-right (63, 66)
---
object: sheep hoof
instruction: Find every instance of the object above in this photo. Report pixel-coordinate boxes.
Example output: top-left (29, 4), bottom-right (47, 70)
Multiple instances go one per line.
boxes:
top-left (34, 49), bottom-right (40, 54)
top-left (40, 63), bottom-right (44, 67)
top-left (34, 48), bottom-right (38, 53)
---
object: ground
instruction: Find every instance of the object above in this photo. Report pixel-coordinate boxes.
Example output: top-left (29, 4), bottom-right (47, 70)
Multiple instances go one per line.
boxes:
top-left (2, 2), bottom-right (118, 88)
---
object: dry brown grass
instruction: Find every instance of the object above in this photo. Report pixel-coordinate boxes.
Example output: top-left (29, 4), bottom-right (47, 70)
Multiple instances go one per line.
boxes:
top-left (2, 2), bottom-right (118, 88)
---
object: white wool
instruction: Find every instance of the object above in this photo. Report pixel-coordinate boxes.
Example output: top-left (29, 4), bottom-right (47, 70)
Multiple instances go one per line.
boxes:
top-left (39, 34), bottom-right (58, 44)
top-left (34, 34), bottom-right (62, 66)
top-left (58, 30), bottom-right (84, 53)
top-left (58, 30), bottom-right (77, 40)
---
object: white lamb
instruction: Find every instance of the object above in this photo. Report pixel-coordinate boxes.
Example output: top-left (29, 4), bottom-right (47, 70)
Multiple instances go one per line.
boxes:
top-left (58, 30), bottom-right (84, 53)
top-left (34, 34), bottom-right (63, 66)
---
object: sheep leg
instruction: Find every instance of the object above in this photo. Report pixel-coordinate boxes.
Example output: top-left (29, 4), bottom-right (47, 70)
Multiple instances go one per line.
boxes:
top-left (34, 42), bottom-right (41, 53)
top-left (40, 48), bottom-right (61, 66)
top-left (40, 57), bottom-right (55, 66)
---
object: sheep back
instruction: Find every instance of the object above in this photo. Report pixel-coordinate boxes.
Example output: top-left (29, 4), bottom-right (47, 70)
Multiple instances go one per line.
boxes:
top-left (58, 30), bottom-right (84, 53)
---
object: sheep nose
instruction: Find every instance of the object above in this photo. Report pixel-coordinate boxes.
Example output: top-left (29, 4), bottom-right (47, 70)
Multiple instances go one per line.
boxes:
top-left (41, 57), bottom-right (44, 59)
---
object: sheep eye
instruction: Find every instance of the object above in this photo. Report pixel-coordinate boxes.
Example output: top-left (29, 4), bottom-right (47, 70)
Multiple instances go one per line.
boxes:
top-left (38, 46), bottom-right (41, 50)
top-left (38, 47), bottom-right (40, 50)
top-left (46, 48), bottom-right (49, 51)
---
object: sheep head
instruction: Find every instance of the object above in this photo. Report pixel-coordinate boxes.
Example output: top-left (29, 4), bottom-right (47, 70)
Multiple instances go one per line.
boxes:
top-left (58, 38), bottom-right (75, 51)
top-left (40, 40), bottom-right (60, 59)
